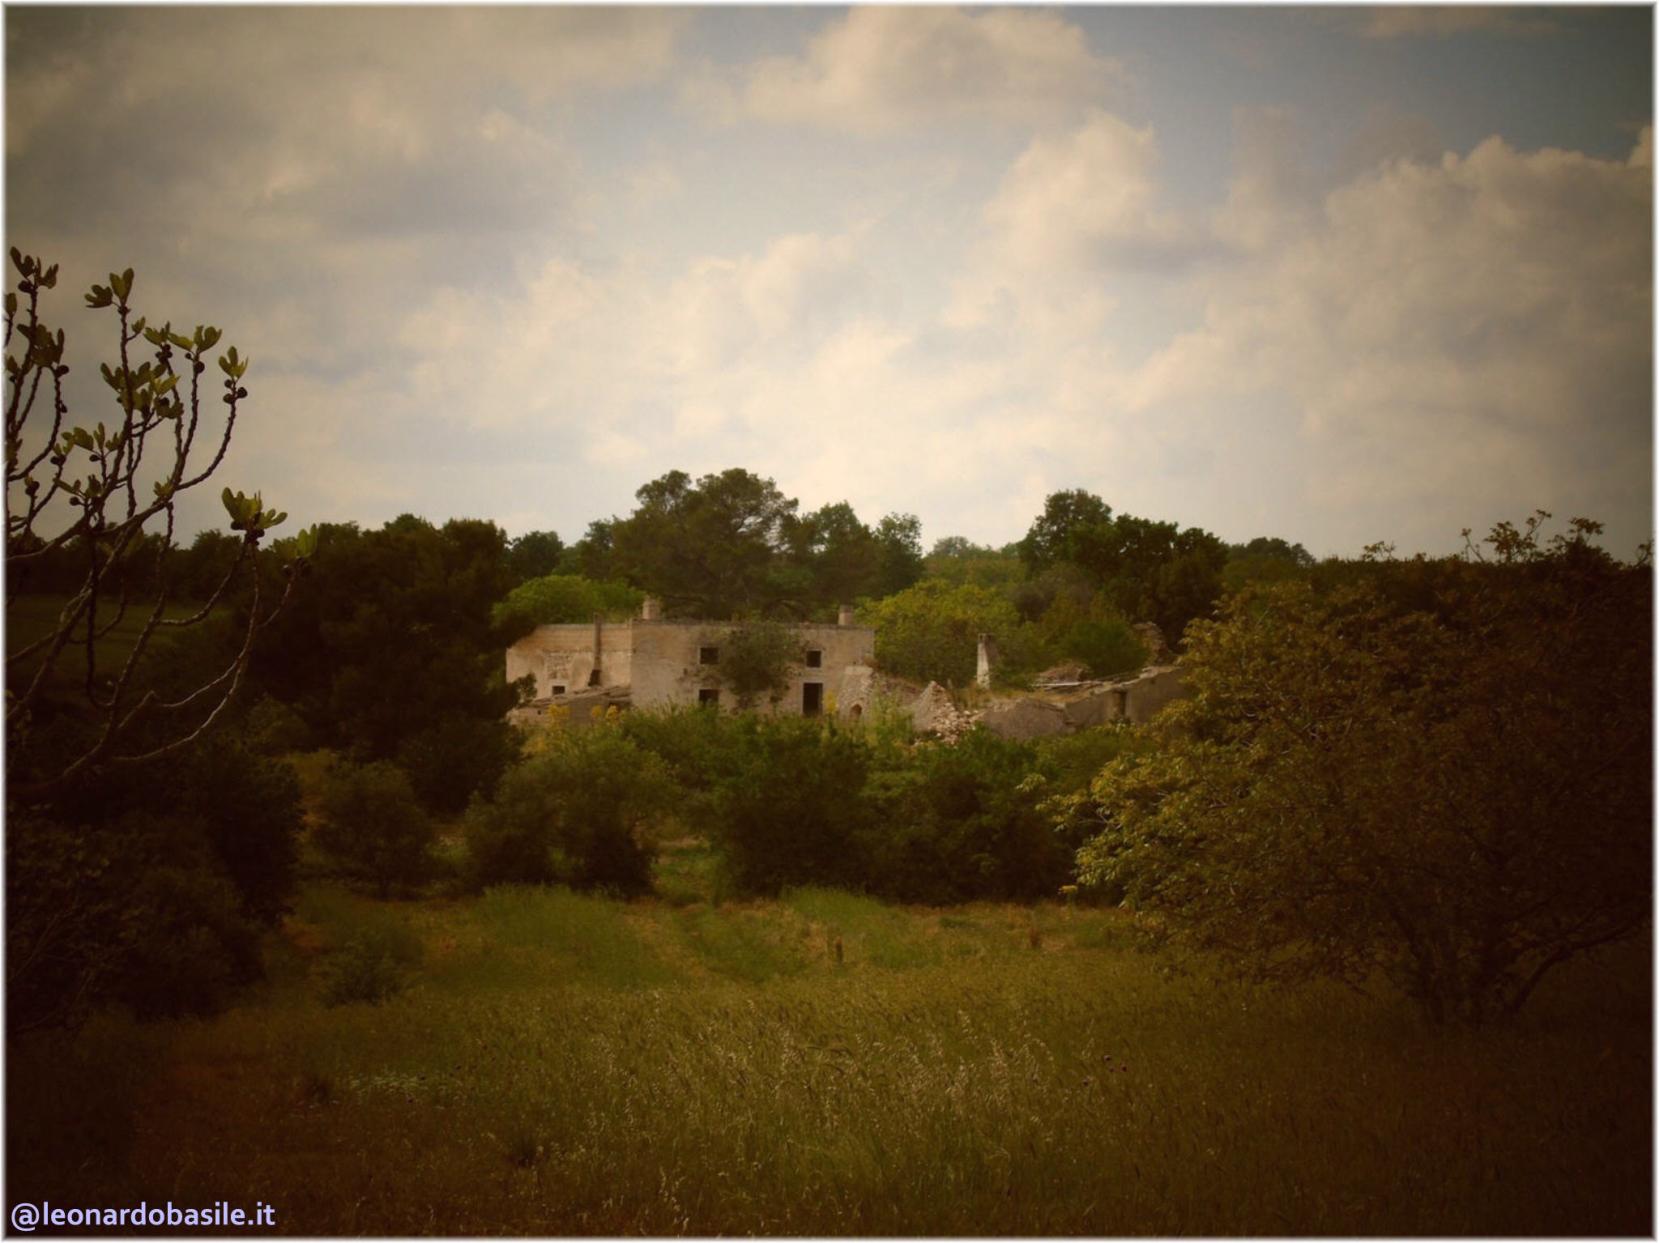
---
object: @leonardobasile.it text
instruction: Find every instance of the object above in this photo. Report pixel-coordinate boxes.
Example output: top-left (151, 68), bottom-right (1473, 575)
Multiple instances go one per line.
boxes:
top-left (10, 1200), bottom-right (276, 1231)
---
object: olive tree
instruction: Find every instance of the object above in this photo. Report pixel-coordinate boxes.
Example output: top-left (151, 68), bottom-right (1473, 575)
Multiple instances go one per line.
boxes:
top-left (5, 250), bottom-right (313, 799)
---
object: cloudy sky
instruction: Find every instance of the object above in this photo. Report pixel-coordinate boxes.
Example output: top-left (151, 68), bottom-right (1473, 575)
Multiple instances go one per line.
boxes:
top-left (6, 5), bottom-right (1652, 558)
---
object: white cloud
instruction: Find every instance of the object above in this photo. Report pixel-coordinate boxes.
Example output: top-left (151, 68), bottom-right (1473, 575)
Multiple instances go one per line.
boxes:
top-left (694, 7), bottom-right (1119, 133)
top-left (947, 110), bottom-right (1202, 336)
top-left (1123, 133), bottom-right (1652, 549)
top-left (666, 231), bottom-right (874, 374)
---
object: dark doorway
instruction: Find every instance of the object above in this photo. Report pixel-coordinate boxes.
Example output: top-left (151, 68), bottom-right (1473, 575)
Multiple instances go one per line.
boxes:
top-left (802, 682), bottom-right (824, 717)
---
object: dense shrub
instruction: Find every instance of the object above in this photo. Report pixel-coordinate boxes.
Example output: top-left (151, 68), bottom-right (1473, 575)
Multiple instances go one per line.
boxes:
top-left (115, 854), bottom-right (263, 1020)
top-left (466, 728), bottom-right (673, 894)
top-left (1057, 618), bottom-right (1147, 678)
top-left (707, 716), bottom-right (874, 896)
top-left (172, 735), bottom-right (304, 924)
top-left (7, 811), bottom-right (264, 1031)
top-left (242, 695), bottom-right (315, 755)
top-left (863, 730), bottom-right (1070, 903)
top-left (716, 620), bottom-right (803, 708)
top-left (395, 716), bottom-right (518, 815)
top-left (316, 924), bottom-right (424, 1006)
top-left (618, 706), bottom-right (748, 836)
top-left (314, 760), bottom-right (435, 898)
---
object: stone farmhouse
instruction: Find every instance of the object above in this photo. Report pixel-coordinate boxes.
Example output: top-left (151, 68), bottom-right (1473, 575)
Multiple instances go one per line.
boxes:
top-left (505, 600), bottom-right (877, 722)
top-left (505, 598), bottom-right (1193, 736)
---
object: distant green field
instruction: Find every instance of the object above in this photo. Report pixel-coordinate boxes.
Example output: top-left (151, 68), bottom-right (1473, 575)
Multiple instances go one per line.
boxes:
top-left (6, 591), bottom-right (202, 692)
top-left (10, 868), bottom-right (1649, 1235)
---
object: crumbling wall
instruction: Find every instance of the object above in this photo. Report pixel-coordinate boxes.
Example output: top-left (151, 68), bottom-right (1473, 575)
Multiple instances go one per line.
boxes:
top-left (974, 665), bottom-right (1190, 740)
top-left (505, 622), bottom-right (634, 700)
top-left (594, 618), bottom-right (877, 715)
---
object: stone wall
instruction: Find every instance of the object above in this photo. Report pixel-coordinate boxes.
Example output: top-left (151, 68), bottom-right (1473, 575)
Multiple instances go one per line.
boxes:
top-left (975, 665), bottom-right (1190, 740)
top-left (505, 618), bottom-right (876, 715)
top-left (504, 621), bottom-right (634, 700)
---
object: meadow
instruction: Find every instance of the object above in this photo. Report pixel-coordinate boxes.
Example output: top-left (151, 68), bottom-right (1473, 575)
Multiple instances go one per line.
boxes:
top-left (9, 841), bottom-right (1650, 1236)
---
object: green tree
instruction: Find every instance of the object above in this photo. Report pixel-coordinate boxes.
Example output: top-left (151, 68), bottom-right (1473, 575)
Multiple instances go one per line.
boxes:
top-left (249, 514), bottom-right (523, 809)
top-left (491, 573), bottom-right (643, 640)
top-left (1017, 488), bottom-right (1113, 572)
top-left (1016, 489), bottom-right (1227, 644)
top-left (607, 469), bottom-right (799, 618)
top-left (504, 529), bottom-right (565, 583)
top-left (707, 716), bottom-right (873, 896)
top-left (716, 619), bottom-right (803, 709)
top-left (1066, 522), bottom-right (1651, 1023)
top-left (558, 518), bottom-right (617, 580)
top-left (871, 512), bottom-right (925, 598)
top-left (314, 760), bottom-right (434, 899)
top-left (864, 730), bottom-right (1071, 903)
top-left (466, 727), bottom-right (673, 894)
top-left (860, 579), bottom-right (1021, 686)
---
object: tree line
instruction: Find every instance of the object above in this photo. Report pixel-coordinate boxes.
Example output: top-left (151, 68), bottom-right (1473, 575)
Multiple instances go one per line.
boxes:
top-left (6, 251), bottom-right (1647, 1034)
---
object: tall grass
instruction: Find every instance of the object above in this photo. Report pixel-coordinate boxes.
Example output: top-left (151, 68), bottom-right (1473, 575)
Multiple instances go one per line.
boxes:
top-left (9, 886), bottom-right (1649, 1236)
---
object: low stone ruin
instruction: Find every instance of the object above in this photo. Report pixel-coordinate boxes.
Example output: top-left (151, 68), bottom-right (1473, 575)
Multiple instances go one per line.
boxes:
top-left (907, 664), bottom-right (1190, 742)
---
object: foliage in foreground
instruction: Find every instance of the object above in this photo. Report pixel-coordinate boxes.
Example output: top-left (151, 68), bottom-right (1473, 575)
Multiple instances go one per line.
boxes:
top-left (1067, 521), bottom-right (1652, 1022)
top-left (4, 251), bottom-right (311, 799)
top-left (7, 736), bottom-right (302, 1032)
top-left (9, 884), bottom-right (1649, 1235)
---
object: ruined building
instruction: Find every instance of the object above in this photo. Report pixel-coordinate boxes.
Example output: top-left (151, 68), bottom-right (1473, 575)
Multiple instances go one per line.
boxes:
top-left (506, 600), bottom-right (1192, 735)
top-left (505, 600), bottom-right (877, 723)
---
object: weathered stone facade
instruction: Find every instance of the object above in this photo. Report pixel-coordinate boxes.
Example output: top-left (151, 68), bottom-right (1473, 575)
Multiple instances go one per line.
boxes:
top-left (505, 602), bottom-right (876, 719)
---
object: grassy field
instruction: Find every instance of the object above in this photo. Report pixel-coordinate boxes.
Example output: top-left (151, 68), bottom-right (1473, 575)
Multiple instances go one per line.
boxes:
top-left (8, 841), bottom-right (1650, 1236)
top-left (6, 592), bottom-right (202, 693)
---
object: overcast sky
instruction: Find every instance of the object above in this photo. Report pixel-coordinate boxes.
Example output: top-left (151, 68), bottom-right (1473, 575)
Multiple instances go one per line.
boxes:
top-left (6, 5), bottom-right (1652, 558)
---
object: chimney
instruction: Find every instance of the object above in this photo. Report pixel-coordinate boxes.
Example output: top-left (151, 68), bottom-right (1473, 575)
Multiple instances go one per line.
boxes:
top-left (837, 603), bottom-right (855, 627)
top-left (641, 596), bottom-right (660, 622)
top-left (976, 632), bottom-right (999, 688)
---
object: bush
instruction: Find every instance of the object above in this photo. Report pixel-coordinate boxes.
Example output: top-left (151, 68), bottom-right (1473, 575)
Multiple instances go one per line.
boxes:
top-left (316, 924), bottom-right (423, 1006)
top-left (1058, 618), bottom-right (1147, 679)
top-left (708, 716), bottom-right (874, 896)
top-left (174, 735), bottom-right (304, 925)
top-left (395, 716), bottom-right (517, 815)
top-left (466, 728), bottom-right (673, 894)
top-left (715, 620), bottom-right (803, 708)
top-left (863, 729), bottom-right (1070, 903)
top-left (314, 760), bottom-right (435, 898)
top-left (115, 859), bottom-right (263, 1019)
top-left (7, 811), bottom-right (264, 1031)
top-left (242, 695), bottom-right (315, 755)
top-left (619, 706), bottom-right (748, 837)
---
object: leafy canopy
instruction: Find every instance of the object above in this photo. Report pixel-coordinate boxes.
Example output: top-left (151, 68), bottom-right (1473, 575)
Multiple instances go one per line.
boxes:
top-left (1064, 519), bottom-right (1651, 1024)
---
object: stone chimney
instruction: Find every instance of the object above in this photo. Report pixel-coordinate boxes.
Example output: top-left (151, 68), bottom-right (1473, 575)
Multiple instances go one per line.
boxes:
top-left (976, 632), bottom-right (999, 688)
top-left (641, 596), bottom-right (660, 622)
top-left (837, 603), bottom-right (855, 627)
